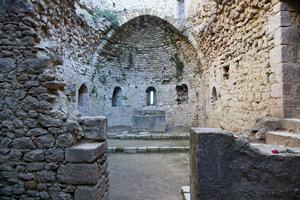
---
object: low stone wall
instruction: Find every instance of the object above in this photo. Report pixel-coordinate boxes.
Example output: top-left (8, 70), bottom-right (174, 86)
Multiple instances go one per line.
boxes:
top-left (190, 128), bottom-right (300, 200)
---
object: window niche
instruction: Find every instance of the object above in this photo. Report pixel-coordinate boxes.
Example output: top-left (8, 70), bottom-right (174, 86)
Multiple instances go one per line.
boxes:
top-left (212, 86), bottom-right (218, 102)
top-left (146, 87), bottom-right (157, 106)
top-left (176, 84), bottom-right (189, 104)
top-left (112, 87), bottom-right (123, 107)
top-left (223, 65), bottom-right (230, 80)
top-left (177, 0), bottom-right (185, 21)
top-left (78, 84), bottom-right (89, 115)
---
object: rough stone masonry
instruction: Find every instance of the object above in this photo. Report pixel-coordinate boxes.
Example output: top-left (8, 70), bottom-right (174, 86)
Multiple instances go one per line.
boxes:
top-left (1, 0), bottom-right (300, 200)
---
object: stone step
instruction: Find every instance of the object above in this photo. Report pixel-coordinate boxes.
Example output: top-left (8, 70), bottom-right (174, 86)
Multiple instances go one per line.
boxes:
top-left (181, 186), bottom-right (190, 200)
top-left (281, 118), bottom-right (300, 133)
top-left (108, 133), bottom-right (189, 140)
top-left (107, 146), bottom-right (189, 154)
top-left (265, 131), bottom-right (300, 147)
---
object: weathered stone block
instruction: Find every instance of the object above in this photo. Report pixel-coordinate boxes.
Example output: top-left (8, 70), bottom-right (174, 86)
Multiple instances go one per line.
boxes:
top-left (45, 149), bottom-right (64, 162)
top-left (79, 116), bottom-right (107, 141)
top-left (74, 178), bottom-right (106, 200)
top-left (34, 135), bottom-right (55, 148)
top-left (65, 142), bottom-right (107, 163)
top-left (190, 128), bottom-right (300, 200)
top-left (132, 110), bottom-right (166, 132)
top-left (57, 163), bottom-right (100, 185)
top-left (12, 137), bottom-right (36, 149)
top-left (23, 149), bottom-right (44, 162)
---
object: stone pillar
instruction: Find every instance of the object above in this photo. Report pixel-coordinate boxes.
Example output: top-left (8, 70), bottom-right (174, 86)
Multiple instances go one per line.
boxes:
top-left (57, 117), bottom-right (109, 200)
top-left (270, 1), bottom-right (300, 117)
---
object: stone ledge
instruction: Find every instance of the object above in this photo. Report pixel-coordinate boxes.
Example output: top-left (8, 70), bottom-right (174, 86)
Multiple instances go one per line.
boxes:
top-left (65, 142), bottom-right (107, 163)
top-left (108, 133), bottom-right (189, 140)
top-left (57, 163), bottom-right (100, 185)
top-left (107, 146), bottom-right (189, 153)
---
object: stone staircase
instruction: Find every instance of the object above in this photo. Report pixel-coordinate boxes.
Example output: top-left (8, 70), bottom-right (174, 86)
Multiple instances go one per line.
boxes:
top-left (107, 132), bottom-right (190, 154)
top-left (265, 118), bottom-right (300, 147)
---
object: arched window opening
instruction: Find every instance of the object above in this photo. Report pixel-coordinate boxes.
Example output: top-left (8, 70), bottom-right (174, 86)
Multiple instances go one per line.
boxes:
top-left (112, 87), bottom-right (123, 107)
top-left (212, 87), bottom-right (218, 102)
top-left (177, 0), bottom-right (185, 21)
top-left (176, 84), bottom-right (189, 104)
top-left (78, 84), bottom-right (89, 115)
top-left (146, 87), bottom-right (157, 106)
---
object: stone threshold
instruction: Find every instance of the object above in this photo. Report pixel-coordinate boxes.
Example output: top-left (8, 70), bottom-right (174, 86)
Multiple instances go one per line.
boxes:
top-left (107, 146), bottom-right (190, 153)
top-left (182, 186), bottom-right (190, 200)
top-left (108, 133), bottom-right (189, 140)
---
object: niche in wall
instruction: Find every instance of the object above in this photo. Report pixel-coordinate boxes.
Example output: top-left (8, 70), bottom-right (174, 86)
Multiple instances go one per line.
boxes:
top-left (177, 0), bottom-right (185, 20)
top-left (146, 87), bottom-right (157, 106)
top-left (78, 84), bottom-right (89, 115)
top-left (176, 84), bottom-right (189, 104)
top-left (212, 86), bottom-right (218, 102)
top-left (112, 87), bottom-right (123, 107)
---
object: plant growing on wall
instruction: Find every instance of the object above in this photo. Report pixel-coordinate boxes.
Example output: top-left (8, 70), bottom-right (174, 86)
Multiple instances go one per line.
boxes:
top-left (93, 8), bottom-right (119, 29)
top-left (172, 54), bottom-right (184, 81)
top-left (99, 75), bottom-right (107, 85)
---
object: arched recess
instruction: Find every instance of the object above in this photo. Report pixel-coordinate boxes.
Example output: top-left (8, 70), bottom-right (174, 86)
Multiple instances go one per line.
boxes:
top-left (92, 14), bottom-right (207, 129)
top-left (212, 86), bottom-right (217, 102)
top-left (78, 84), bottom-right (89, 115)
top-left (112, 87), bottom-right (123, 107)
top-left (146, 87), bottom-right (157, 106)
top-left (91, 14), bottom-right (207, 68)
top-left (176, 84), bottom-right (189, 104)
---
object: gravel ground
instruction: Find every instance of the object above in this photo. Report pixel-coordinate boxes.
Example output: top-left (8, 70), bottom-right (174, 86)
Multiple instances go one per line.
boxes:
top-left (108, 153), bottom-right (190, 200)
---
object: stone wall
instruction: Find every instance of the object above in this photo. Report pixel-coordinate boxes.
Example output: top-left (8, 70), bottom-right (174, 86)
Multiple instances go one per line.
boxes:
top-left (276, 1), bottom-right (300, 117)
top-left (190, 128), bottom-right (300, 200)
top-left (184, 0), bottom-right (283, 132)
top-left (0, 1), bottom-right (109, 199)
top-left (92, 15), bottom-right (205, 130)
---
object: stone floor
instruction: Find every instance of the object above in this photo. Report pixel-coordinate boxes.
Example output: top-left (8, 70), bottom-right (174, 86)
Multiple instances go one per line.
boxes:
top-left (108, 153), bottom-right (190, 200)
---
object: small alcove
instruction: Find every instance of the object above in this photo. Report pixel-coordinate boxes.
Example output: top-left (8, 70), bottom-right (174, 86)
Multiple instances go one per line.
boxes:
top-left (112, 87), bottom-right (123, 107)
top-left (78, 84), bottom-right (89, 115)
top-left (146, 87), bottom-right (157, 106)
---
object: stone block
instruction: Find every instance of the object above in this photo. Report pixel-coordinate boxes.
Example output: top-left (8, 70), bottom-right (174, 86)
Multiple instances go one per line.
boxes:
top-left (57, 163), bottom-right (100, 185)
top-left (132, 110), bottom-right (166, 132)
top-left (190, 128), bottom-right (300, 200)
top-left (65, 142), bottom-right (107, 163)
top-left (124, 147), bottom-right (137, 153)
top-left (79, 116), bottom-right (107, 141)
top-left (74, 178), bottom-right (106, 200)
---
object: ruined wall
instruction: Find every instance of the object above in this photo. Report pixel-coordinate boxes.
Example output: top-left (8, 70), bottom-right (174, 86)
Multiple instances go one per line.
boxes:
top-left (190, 128), bottom-right (300, 200)
top-left (277, 1), bottom-right (300, 117)
top-left (92, 16), bottom-right (205, 129)
top-left (185, 0), bottom-right (283, 132)
top-left (0, 1), bottom-right (109, 199)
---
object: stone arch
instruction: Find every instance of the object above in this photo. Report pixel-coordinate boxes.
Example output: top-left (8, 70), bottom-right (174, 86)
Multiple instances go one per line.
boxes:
top-left (91, 14), bottom-right (207, 67)
top-left (112, 87), bottom-right (123, 107)
top-left (146, 87), bottom-right (157, 106)
top-left (78, 84), bottom-right (89, 115)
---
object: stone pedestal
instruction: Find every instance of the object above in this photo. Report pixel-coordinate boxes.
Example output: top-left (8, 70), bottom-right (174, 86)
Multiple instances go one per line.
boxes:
top-left (132, 110), bottom-right (166, 132)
